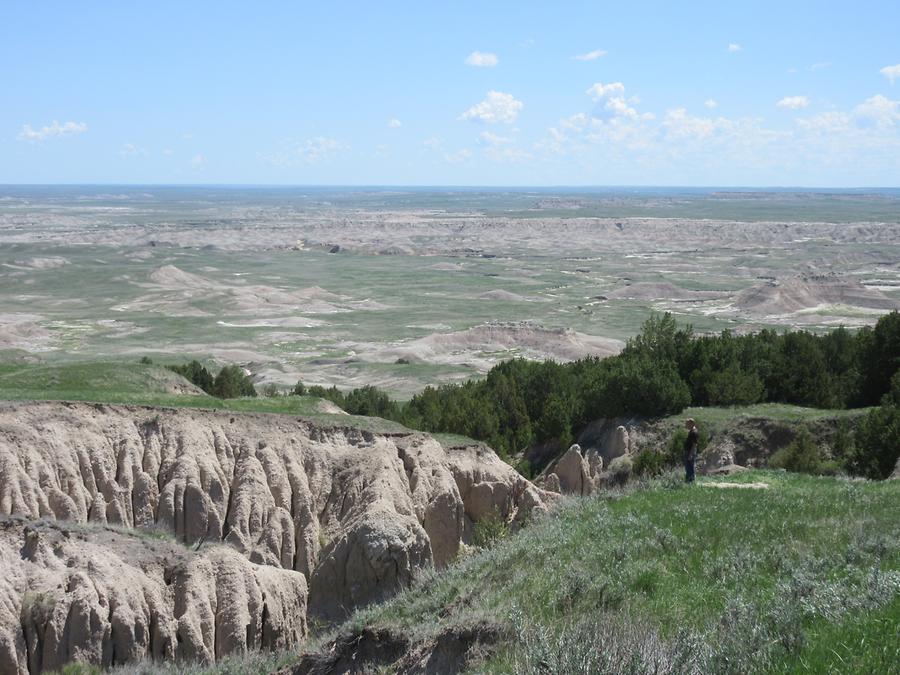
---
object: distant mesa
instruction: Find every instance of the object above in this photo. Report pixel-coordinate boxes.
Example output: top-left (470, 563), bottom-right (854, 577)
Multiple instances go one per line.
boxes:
top-left (137, 265), bottom-right (354, 317)
top-left (0, 313), bottom-right (53, 351)
top-left (734, 274), bottom-right (900, 316)
top-left (364, 322), bottom-right (624, 368)
top-left (378, 245), bottom-right (414, 256)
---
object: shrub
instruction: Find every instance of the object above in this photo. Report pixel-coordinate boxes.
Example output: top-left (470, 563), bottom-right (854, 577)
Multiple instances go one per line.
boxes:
top-left (769, 427), bottom-right (834, 475)
top-left (212, 365), bottom-right (257, 399)
top-left (473, 510), bottom-right (508, 548)
top-left (667, 426), bottom-right (708, 464)
top-left (262, 383), bottom-right (280, 398)
top-left (704, 363), bottom-right (765, 406)
top-left (633, 447), bottom-right (668, 477)
top-left (291, 380), bottom-right (307, 396)
top-left (608, 455), bottom-right (633, 485)
top-left (167, 359), bottom-right (215, 394)
top-left (851, 406), bottom-right (900, 479)
top-left (343, 385), bottom-right (399, 418)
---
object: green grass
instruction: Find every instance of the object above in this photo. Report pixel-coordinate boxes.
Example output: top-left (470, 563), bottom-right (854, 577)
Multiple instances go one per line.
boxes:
top-left (0, 360), bottom-right (410, 434)
top-left (677, 403), bottom-right (872, 426)
top-left (338, 470), bottom-right (900, 673)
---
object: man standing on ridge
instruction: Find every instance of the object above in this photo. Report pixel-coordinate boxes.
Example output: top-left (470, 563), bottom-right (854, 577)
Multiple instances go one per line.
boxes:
top-left (683, 418), bottom-right (699, 483)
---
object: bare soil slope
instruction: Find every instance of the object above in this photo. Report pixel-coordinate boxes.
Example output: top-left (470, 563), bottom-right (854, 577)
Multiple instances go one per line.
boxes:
top-left (0, 401), bottom-right (550, 673)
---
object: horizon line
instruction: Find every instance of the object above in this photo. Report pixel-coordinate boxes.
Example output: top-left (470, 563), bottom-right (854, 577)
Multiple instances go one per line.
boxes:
top-left (2, 183), bottom-right (900, 191)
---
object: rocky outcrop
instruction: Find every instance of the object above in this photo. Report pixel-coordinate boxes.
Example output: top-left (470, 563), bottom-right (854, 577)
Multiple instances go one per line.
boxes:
top-left (553, 445), bottom-right (591, 495)
top-left (537, 445), bottom-right (612, 496)
top-left (1, 518), bottom-right (307, 675)
top-left (0, 401), bottom-right (550, 672)
top-left (290, 622), bottom-right (503, 675)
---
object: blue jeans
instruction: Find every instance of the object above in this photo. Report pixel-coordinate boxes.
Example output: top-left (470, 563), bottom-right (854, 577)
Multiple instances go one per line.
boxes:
top-left (684, 457), bottom-right (696, 483)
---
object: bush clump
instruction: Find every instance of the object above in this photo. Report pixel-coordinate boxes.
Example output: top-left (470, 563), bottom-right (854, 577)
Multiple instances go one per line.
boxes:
top-left (166, 360), bottom-right (256, 399)
top-left (769, 426), bottom-right (837, 475)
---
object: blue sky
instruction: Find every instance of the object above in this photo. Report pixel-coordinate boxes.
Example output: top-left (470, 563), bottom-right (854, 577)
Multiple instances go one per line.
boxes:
top-left (2, 1), bottom-right (899, 186)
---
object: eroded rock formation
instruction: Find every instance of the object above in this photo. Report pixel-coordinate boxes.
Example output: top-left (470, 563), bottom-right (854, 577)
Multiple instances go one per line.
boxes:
top-left (0, 401), bottom-right (549, 672)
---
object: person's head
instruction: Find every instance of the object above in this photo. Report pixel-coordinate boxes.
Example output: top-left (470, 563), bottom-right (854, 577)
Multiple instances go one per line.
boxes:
top-left (684, 418), bottom-right (696, 430)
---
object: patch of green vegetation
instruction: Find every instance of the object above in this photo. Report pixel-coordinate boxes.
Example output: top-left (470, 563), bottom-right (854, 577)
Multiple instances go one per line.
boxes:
top-left (0, 360), bottom-right (410, 435)
top-left (678, 402), bottom-right (871, 426)
top-left (105, 648), bottom-right (299, 675)
top-left (431, 432), bottom-right (480, 448)
top-left (0, 361), bottom-right (193, 398)
top-left (343, 471), bottom-right (900, 673)
top-left (769, 426), bottom-right (840, 475)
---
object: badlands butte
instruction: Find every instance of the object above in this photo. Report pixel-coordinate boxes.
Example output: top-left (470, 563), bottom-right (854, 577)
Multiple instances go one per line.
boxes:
top-left (0, 400), bottom-right (550, 673)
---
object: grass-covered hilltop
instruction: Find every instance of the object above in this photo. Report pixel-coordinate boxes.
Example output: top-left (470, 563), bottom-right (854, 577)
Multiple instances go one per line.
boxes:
top-left (1, 312), bottom-right (898, 675)
top-left (305, 470), bottom-right (900, 674)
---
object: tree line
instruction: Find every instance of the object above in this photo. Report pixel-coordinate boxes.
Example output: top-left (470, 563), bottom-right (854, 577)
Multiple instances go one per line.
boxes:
top-left (300, 311), bottom-right (900, 477)
top-left (161, 311), bottom-right (900, 479)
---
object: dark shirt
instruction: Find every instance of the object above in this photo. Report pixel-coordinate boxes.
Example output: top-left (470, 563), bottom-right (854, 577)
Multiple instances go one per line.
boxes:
top-left (683, 427), bottom-right (699, 460)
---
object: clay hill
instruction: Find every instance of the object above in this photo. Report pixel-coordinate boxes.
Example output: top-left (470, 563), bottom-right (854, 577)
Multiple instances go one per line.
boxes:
top-left (734, 275), bottom-right (900, 317)
top-left (0, 401), bottom-right (549, 674)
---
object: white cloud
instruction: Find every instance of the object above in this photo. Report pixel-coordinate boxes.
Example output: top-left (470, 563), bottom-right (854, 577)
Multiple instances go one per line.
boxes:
top-left (881, 63), bottom-right (900, 84)
top-left (422, 137), bottom-right (473, 163)
top-left (477, 131), bottom-right (531, 162)
top-left (539, 88), bottom-right (900, 184)
top-left (777, 96), bottom-right (810, 110)
top-left (574, 49), bottom-right (607, 61)
top-left (604, 96), bottom-right (641, 119)
top-left (190, 154), bottom-right (206, 168)
top-left (796, 111), bottom-right (850, 134)
top-left (459, 91), bottom-right (523, 124)
top-left (727, 43), bottom-right (741, 53)
top-left (162, 148), bottom-right (174, 156)
top-left (704, 99), bottom-right (719, 109)
top-left (584, 82), bottom-right (652, 122)
top-left (388, 118), bottom-right (402, 128)
top-left (264, 136), bottom-right (349, 166)
top-left (465, 51), bottom-right (499, 67)
top-left (17, 120), bottom-right (87, 142)
top-left (662, 108), bottom-right (729, 140)
top-left (586, 82), bottom-right (625, 100)
top-left (560, 113), bottom-right (589, 130)
top-left (479, 131), bottom-right (510, 146)
top-left (853, 94), bottom-right (900, 128)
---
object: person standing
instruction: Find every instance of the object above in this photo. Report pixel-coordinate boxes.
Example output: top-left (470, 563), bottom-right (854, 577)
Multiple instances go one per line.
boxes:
top-left (683, 418), bottom-right (699, 483)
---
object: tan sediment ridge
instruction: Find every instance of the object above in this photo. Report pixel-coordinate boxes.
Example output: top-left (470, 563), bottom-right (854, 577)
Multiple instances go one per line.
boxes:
top-left (0, 401), bottom-right (549, 673)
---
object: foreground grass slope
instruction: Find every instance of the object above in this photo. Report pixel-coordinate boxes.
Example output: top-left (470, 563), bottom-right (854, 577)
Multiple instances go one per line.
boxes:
top-left (338, 471), bottom-right (899, 673)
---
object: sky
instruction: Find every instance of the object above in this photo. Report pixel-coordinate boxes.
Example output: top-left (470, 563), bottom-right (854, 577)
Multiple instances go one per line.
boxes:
top-left (2, 1), bottom-right (900, 186)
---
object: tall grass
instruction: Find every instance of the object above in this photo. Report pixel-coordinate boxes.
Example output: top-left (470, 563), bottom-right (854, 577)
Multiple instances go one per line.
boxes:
top-left (347, 470), bottom-right (900, 673)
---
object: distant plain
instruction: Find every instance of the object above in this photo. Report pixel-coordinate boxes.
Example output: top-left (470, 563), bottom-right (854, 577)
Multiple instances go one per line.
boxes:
top-left (2, 186), bottom-right (898, 397)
